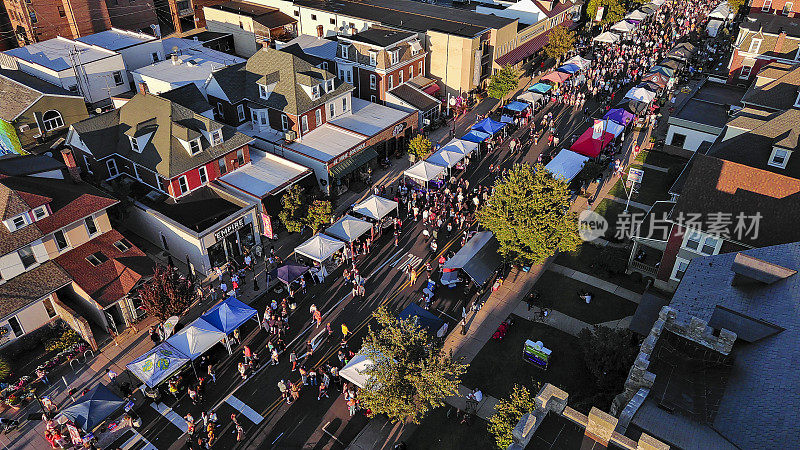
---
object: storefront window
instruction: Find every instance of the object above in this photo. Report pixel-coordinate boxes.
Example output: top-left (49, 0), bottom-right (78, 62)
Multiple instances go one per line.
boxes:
top-left (208, 240), bottom-right (227, 268)
top-left (239, 223), bottom-right (255, 250)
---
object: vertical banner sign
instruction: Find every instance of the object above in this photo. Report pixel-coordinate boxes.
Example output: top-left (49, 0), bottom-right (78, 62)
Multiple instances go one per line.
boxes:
top-left (262, 212), bottom-right (275, 239)
top-left (592, 119), bottom-right (604, 139)
top-left (595, 6), bottom-right (605, 22)
top-left (473, 48), bottom-right (482, 86)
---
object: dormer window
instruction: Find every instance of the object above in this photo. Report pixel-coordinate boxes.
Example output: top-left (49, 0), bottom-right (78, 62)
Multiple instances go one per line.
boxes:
top-left (86, 251), bottom-right (109, 267)
top-left (326, 79), bottom-right (334, 92)
top-left (211, 129), bottom-right (223, 146)
top-left (340, 44), bottom-right (349, 59)
top-left (794, 91), bottom-right (800, 107)
top-left (259, 84), bottom-right (269, 99)
top-left (11, 215), bottom-right (27, 230)
top-left (189, 138), bottom-right (202, 155)
top-left (129, 136), bottom-right (139, 152)
top-left (312, 85), bottom-right (321, 99)
top-left (390, 49), bottom-right (400, 65)
top-left (369, 50), bottom-right (377, 66)
top-left (768, 147), bottom-right (791, 168)
top-left (748, 38), bottom-right (762, 54)
top-left (33, 206), bottom-right (47, 220)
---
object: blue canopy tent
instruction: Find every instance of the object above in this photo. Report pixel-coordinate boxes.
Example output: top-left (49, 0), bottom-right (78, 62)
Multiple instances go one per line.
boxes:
top-left (58, 384), bottom-right (126, 431)
top-left (398, 303), bottom-right (448, 338)
top-left (529, 82), bottom-right (552, 94)
top-left (201, 297), bottom-right (259, 352)
top-left (557, 63), bottom-right (581, 74)
top-left (461, 130), bottom-right (491, 143)
top-left (269, 263), bottom-right (310, 287)
top-left (504, 101), bottom-right (529, 112)
top-left (472, 117), bottom-right (506, 135)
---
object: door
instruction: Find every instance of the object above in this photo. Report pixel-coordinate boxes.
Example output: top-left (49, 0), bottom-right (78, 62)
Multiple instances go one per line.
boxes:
top-left (105, 303), bottom-right (126, 333)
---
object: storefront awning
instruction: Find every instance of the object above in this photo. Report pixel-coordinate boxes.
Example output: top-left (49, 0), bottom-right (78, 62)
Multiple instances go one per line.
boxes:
top-left (494, 21), bottom-right (573, 67)
top-left (329, 147), bottom-right (378, 180)
top-left (423, 84), bottom-right (440, 95)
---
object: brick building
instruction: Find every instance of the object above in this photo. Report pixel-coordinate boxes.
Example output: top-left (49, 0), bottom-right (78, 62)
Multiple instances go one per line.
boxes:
top-left (3, 0), bottom-right (112, 46)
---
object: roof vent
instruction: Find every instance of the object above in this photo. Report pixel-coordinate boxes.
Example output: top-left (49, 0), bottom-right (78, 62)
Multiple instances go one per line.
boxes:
top-left (731, 252), bottom-right (796, 285)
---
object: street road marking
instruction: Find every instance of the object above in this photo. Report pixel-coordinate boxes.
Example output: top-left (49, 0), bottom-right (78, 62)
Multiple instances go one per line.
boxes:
top-left (369, 249), bottom-right (405, 277)
top-left (150, 402), bottom-right (188, 433)
top-left (121, 429), bottom-right (158, 450)
top-left (390, 253), bottom-right (423, 270)
top-left (227, 395), bottom-right (265, 424)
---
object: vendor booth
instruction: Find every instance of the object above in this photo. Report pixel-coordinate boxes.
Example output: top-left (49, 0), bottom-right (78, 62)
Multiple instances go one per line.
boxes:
top-left (611, 21), bottom-right (636, 34)
top-left (339, 352), bottom-right (375, 389)
top-left (58, 384), bottom-right (126, 431)
top-left (667, 42), bottom-right (695, 62)
top-left (617, 98), bottom-right (648, 115)
top-left (563, 56), bottom-right (591, 71)
top-left (517, 91), bottom-right (539, 104)
top-left (570, 127), bottom-right (615, 158)
top-left (625, 86), bottom-right (657, 104)
top-left (604, 107), bottom-right (635, 126)
top-left (441, 231), bottom-right (502, 287)
top-left (650, 65), bottom-right (675, 78)
top-left (601, 119), bottom-right (626, 138)
top-left (557, 63), bottom-right (581, 74)
top-left (201, 296), bottom-right (259, 336)
top-left (325, 215), bottom-right (373, 258)
top-left (658, 58), bottom-right (683, 71)
top-left (472, 117), bottom-right (506, 136)
top-left (642, 71), bottom-right (669, 88)
top-left (625, 10), bottom-right (647, 21)
top-left (545, 149), bottom-right (590, 182)
top-left (460, 129), bottom-right (491, 143)
top-left (504, 101), bottom-right (529, 113)
top-left (528, 82), bottom-right (553, 94)
top-left (398, 303), bottom-right (448, 338)
top-left (541, 71), bottom-right (571, 83)
top-left (440, 138), bottom-right (479, 158)
top-left (593, 31), bottom-right (620, 44)
top-left (427, 149), bottom-right (465, 171)
top-left (295, 234), bottom-right (346, 276)
top-left (353, 195), bottom-right (398, 221)
top-left (404, 160), bottom-right (447, 188)
top-left (127, 342), bottom-right (191, 388)
top-left (166, 318), bottom-right (227, 360)
top-left (269, 263), bottom-right (310, 288)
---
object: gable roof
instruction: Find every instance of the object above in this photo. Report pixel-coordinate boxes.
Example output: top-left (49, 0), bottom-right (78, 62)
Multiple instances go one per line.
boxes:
top-left (0, 69), bottom-right (82, 122)
top-left (211, 47), bottom-right (354, 116)
top-left (0, 261), bottom-right (72, 319)
top-left (278, 35), bottom-right (338, 62)
top-left (665, 242), bottom-right (800, 449)
top-left (157, 83), bottom-right (213, 113)
top-left (671, 154), bottom-right (800, 248)
top-left (0, 176), bottom-right (117, 254)
top-left (741, 62), bottom-right (800, 111)
top-left (71, 93), bottom-right (252, 179)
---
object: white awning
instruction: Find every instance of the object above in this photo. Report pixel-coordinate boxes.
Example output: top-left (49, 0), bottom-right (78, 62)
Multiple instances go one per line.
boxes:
top-left (127, 342), bottom-right (191, 388)
top-left (563, 55), bottom-right (591, 71)
top-left (593, 31), bottom-right (621, 43)
top-left (439, 138), bottom-right (479, 157)
top-left (404, 160), bottom-right (446, 183)
top-left (295, 234), bottom-right (346, 262)
top-left (544, 149), bottom-right (590, 182)
top-left (325, 214), bottom-right (372, 243)
top-left (352, 195), bottom-right (398, 221)
top-left (611, 21), bottom-right (636, 33)
top-left (517, 91), bottom-right (539, 103)
top-left (626, 10), bottom-right (647, 21)
top-left (427, 149), bottom-right (464, 168)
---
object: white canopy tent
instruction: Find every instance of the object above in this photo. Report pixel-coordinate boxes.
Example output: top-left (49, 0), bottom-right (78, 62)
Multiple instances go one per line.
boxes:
top-left (127, 342), bottom-right (191, 388)
top-left (593, 31), bottom-right (621, 43)
top-left (651, 0), bottom-right (666, 5)
top-left (325, 214), bottom-right (373, 243)
top-left (625, 86), bottom-right (657, 103)
top-left (708, 2), bottom-right (732, 20)
top-left (427, 149), bottom-right (464, 169)
top-left (517, 91), bottom-right (540, 103)
top-left (166, 318), bottom-right (226, 360)
top-left (707, 20), bottom-right (723, 37)
top-left (625, 10), bottom-right (647, 21)
top-left (544, 150), bottom-right (590, 182)
top-left (602, 119), bottom-right (626, 137)
top-left (404, 160), bottom-right (446, 185)
top-left (610, 21), bottom-right (636, 33)
top-left (440, 138), bottom-right (479, 157)
top-left (339, 352), bottom-right (374, 389)
top-left (352, 195), bottom-right (398, 221)
top-left (295, 234), bottom-right (345, 263)
top-left (563, 55), bottom-right (591, 71)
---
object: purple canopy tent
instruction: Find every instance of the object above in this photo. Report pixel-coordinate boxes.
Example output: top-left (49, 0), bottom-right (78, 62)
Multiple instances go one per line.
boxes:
top-left (269, 263), bottom-right (310, 286)
top-left (604, 108), bottom-right (635, 125)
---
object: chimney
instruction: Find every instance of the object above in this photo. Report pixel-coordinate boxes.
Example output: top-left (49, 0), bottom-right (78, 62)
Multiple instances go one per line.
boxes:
top-left (138, 81), bottom-right (149, 95)
top-left (171, 54), bottom-right (180, 65)
top-left (774, 31), bottom-right (786, 54)
top-left (61, 148), bottom-right (81, 182)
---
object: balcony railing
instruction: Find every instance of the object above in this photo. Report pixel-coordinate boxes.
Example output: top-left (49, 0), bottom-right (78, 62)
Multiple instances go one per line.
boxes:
top-left (630, 260), bottom-right (658, 277)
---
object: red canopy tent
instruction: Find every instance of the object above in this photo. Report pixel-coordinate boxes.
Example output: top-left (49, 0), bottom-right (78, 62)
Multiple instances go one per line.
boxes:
top-left (569, 127), bottom-right (614, 158)
top-left (541, 71), bottom-right (571, 83)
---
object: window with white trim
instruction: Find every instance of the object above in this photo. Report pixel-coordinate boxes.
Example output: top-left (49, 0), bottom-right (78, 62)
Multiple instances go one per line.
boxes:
top-left (684, 230), bottom-right (702, 251)
top-left (259, 84), bottom-right (269, 99)
top-left (85, 216), bottom-right (98, 236)
top-left (83, 155), bottom-right (93, 174)
top-left (762, 0), bottom-right (772, 11)
top-left (783, 2), bottom-right (793, 15)
top-left (129, 136), bottom-right (139, 152)
top-left (390, 49), bottom-right (400, 65)
top-left (106, 158), bottom-right (119, 177)
top-left (301, 115), bottom-right (309, 133)
top-left (178, 176), bottom-right (189, 194)
top-left (342, 97), bottom-right (347, 112)
top-left (198, 166), bottom-right (208, 184)
top-left (419, 61), bottom-right (423, 74)
top-left (768, 147), bottom-right (791, 168)
top-left (7, 316), bottom-right (23, 337)
top-left (326, 79), bottom-right (334, 92)
top-left (370, 95), bottom-right (376, 103)
top-left (671, 258), bottom-right (690, 281)
top-left (33, 206), bottom-right (47, 220)
top-left (42, 110), bottom-right (64, 131)
top-left (237, 104), bottom-right (245, 121)
top-left (12, 215), bottom-right (26, 230)
top-left (219, 158), bottom-right (227, 175)
top-left (748, 38), bottom-right (762, 54)
top-left (701, 236), bottom-right (719, 255)
top-left (388, 75), bottom-right (394, 89)
top-left (312, 85), bottom-right (320, 99)
top-left (341, 44), bottom-right (349, 59)
top-left (211, 129), bottom-right (222, 146)
top-left (189, 138), bottom-right (201, 155)
top-left (315, 109), bottom-right (322, 125)
top-left (281, 114), bottom-right (289, 131)
top-left (399, 71), bottom-right (404, 84)
top-left (369, 50), bottom-right (377, 66)
top-left (409, 65), bottom-right (414, 78)
top-left (369, 74), bottom-right (376, 90)
top-left (237, 149), bottom-right (245, 165)
top-left (216, 102), bottom-right (224, 116)
top-left (18, 245), bottom-right (36, 269)
top-left (54, 229), bottom-right (69, 250)
top-left (329, 102), bottom-right (335, 117)
top-left (740, 64), bottom-right (753, 79)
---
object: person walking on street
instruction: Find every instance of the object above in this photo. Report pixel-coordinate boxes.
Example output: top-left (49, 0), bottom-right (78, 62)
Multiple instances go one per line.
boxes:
top-left (207, 364), bottom-right (216, 383)
top-left (290, 351), bottom-right (298, 371)
top-left (313, 308), bottom-right (322, 327)
top-left (341, 323), bottom-right (349, 338)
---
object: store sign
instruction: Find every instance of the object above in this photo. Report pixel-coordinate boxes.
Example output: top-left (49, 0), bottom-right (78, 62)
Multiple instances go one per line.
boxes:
top-left (473, 48), bottom-right (482, 86)
top-left (262, 212), bottom-right (275, 239)
top-left (332, 142), bottom-right (368, 166)
top-left (214, 217), bottom-right (245, 241)
top-left (0, 325), bottom-right (10, 344)
top-left (523, 339), bottom-right (551, 369)
top-left (392, 122), bottom-right (406, 136)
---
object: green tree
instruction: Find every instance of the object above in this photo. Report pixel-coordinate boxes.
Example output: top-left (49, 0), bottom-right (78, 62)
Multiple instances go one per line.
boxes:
top-left (278, 184), bottom-right (305, 233)
top-left (544, 25), bottom-right (577, 62)
top-left (487, 65), bottom-right (521, 102)
top-left (488, 384), bottom-right (538, 449)
top-left (305, 199), bottom-right (332, 232)
top-left (408, 134), bottom-right (432, 160)
top-left (727, 0), bottom-right (746, 13)
top-left (137, 265), bottom-right (196, 321)
top-left (477, 163), bottom-right (581, 265)
top-left (574, 326), bottom-right (639, 410)
top-left (357, 307), bottom-right (467, 424)
top-left (586, 0), bottom-right (625, 25)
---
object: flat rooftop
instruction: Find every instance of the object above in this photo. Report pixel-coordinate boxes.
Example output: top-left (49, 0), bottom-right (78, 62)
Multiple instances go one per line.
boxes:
top-left (4, 37), bottom-right (118, 71)
top-left (330, 97), bottom-right (412, 136)
top-left (218, 151), bottom-right (312, 198)
top-left (140, 185), bottom-right (244, 232)
top-left (294, 0), bottom-right (515, 37)
top-left (134, 52), bottom-right (243, 84)
top-left (287, 124), bottom-right (364, 161)
top-left (76, 28), bottom-right (156, 51)
top-left (673, 81), bottom-right (746, 129)
top-left (344, 27), bottom-right (415, 47)
top-left (210, 1), bottom-right (296, 28)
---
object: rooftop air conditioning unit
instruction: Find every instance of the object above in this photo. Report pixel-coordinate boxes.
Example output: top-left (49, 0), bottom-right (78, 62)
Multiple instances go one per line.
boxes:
top-left (285, 130), bottom-right (297, 142)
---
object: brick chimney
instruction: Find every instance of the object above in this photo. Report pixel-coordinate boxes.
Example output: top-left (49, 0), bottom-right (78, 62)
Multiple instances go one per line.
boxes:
top-left (137, 81), bottom-right (149, 95)
top-left (774, 30), bottom-right (786, 54)
top-left (61, 148), bottom-right (81, 182)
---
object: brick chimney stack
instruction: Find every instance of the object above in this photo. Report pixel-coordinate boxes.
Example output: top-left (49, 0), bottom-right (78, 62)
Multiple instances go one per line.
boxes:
top-left (774, 30), bottom-right (786, 54)
top-left (61, 148), bottom-right (81, 182)
top-left (138, 81), bottom-right (149, 95)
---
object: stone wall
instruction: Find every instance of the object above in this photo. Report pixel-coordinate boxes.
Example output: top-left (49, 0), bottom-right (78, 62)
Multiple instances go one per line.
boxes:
top-left (52, 293), bottom-right (98, 351)
top-left (610, 306), bottom-right (736, 416)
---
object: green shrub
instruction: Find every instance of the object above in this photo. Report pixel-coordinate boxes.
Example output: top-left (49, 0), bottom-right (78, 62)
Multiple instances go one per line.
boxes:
top-left (45, 329), bottom-right (81, 353)
top-left (0, 358), bottom-right (10, 381)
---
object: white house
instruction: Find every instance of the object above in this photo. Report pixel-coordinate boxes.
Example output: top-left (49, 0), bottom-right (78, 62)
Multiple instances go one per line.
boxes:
top-left (76, 28), bottom-right (165, 86)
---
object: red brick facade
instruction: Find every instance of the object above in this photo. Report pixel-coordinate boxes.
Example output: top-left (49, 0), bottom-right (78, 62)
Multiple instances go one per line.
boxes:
top-left (749, 0), bottom-right (800, 15)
